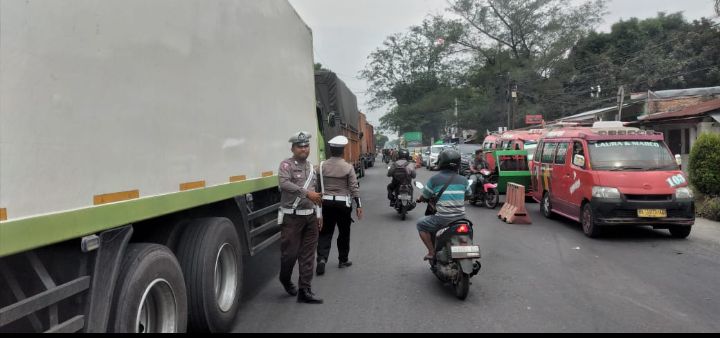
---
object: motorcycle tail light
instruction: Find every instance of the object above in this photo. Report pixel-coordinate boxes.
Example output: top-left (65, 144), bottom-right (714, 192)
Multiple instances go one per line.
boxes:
top-left (456, 224), bottom-right (470, 233)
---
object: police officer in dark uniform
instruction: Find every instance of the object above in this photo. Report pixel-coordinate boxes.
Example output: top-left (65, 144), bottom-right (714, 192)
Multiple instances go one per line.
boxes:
top-left (278, 131), bottom-right (324, 304)
top-left (316, 136), bottom-right (363, 275)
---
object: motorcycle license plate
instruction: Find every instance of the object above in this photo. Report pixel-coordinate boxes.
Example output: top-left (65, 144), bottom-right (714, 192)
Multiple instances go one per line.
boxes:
top-left (451, 246), bottom-right (481, 258)
top-left (399, 194), bottom-right (411, 200)
top-left (638, 209), bottom-right (667, 218)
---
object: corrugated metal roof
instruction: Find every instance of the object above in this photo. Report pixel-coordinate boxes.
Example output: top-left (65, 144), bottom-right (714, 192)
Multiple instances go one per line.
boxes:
top-left (557, 104), bottom-right (633, 122)
top-left (631, 86), bottom-right (720, 100)
top-left (638, 98), bottom-right (720, 121)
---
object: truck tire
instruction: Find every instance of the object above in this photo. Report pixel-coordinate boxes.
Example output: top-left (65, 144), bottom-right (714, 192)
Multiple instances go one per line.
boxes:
top-left (109, 244), bottom-right (188, 333)
top-left (176, 218), bottom-right (243, 333)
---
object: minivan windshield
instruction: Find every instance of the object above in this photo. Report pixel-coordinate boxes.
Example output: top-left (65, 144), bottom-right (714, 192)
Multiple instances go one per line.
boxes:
top-left (524, 142), bottom-right (538, 161)
top-left (588, 141), bottom-right (678, 171)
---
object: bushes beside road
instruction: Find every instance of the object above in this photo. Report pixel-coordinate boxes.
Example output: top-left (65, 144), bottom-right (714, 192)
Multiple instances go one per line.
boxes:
top-left (690, 133), bottom-right (720, 222)
top-left (697, 196), bottom-right (720, 222)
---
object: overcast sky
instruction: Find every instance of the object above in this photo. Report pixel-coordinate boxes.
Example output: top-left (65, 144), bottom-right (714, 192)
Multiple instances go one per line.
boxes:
top-left (289, 0), bottom-right (718, 129)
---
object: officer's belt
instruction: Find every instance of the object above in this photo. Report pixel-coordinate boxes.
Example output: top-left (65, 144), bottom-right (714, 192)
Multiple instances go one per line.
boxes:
top-left (281, 208), bottom-right (315, 216)
top-left (322, 195), bottom-right (350, 202)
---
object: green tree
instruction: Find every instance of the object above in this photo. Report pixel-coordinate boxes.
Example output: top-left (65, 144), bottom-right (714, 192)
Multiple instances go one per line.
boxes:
top-left (360, 18), bottom-right (465, 140)
top-left (445, 0), bottom-right (606, 70)
top-left (553, 14), bottom-right (720, 119)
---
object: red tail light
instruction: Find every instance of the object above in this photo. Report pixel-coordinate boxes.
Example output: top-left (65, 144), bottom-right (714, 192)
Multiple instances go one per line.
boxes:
top-left (456, 224), bottom-right (470, 233)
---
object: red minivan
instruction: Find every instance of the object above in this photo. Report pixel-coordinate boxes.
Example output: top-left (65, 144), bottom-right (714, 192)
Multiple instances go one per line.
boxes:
top-left (531, 122), bottom-right (695, 238)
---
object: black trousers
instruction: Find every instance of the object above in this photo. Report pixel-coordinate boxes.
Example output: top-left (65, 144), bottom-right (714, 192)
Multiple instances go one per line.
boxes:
top-left (317, 203), bottom-right (353, 263)
top-left (279, 214), bottom-right (318, 290)
top-left (387, 179), bottom-right (400, 200)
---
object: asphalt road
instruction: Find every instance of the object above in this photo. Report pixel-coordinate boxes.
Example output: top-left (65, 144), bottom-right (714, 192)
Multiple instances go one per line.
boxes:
top-left (232, 162), bottom-right (720, 333)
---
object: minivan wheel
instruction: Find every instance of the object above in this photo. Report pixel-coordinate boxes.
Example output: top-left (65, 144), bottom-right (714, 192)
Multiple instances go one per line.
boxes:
top-left (582, 204), bottom-right (602, 238)
top-left (541, 192), bottom-right (554, 219)
top-left (669, 226), bottom-right (692, 239)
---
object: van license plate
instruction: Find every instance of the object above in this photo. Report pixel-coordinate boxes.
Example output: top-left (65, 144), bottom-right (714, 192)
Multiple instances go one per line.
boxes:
top-left (638, 209), bottom-right (667, 218)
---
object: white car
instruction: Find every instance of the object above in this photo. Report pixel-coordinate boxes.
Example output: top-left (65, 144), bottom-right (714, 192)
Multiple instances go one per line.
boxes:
top-left (426, 145), bottom-right (454, 170)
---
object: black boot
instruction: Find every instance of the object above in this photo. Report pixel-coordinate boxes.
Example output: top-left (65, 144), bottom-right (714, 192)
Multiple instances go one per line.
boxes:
top-left (297, 288), bottom-right (324, 304)
top-left (338, 260), bottom-right (353, 269)
top-left (280, 280), bottom-right (298, 296)
top-left (316, 259), bottom-right (326, 276)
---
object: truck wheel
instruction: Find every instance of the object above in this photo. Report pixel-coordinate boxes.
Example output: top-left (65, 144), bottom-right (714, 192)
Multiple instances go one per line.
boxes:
top-left (177, 218), bottom-right (243, 332)
top-left (541, 192), bottom-right (554, 219)
top-left (109, 244), bottom-right (188, 333)
top-left (582, 204), bottom-right (603, 238)
top-left (669, 226), bottom-right (692, 239)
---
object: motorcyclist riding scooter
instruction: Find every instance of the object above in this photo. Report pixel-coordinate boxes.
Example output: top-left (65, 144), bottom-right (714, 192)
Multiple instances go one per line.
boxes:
top-left (387, 149), bottom-right (417, 219)
top-left (414, 149), bottom-right (482, 300)
top-left (467, 150), bottom-right (499, 209)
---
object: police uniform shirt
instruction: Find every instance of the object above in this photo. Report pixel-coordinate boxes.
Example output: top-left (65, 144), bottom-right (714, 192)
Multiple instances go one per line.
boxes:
top-left (321, 157), bottom-right (359, 200)
top-left (279, 158), bottom-right (318, 210)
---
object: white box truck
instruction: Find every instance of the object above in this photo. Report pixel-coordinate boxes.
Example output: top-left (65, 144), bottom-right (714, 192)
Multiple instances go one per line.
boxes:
top-left (0, 0), bottom-right (318, 332)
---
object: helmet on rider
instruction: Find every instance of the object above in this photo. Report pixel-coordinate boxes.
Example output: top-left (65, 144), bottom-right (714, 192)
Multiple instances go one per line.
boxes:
top-left (398, 149), bottom-right (411, 161)
top-left (437, 149), bottom-right (461, 171)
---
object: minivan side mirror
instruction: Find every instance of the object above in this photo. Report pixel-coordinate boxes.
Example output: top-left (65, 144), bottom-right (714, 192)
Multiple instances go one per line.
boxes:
top-left (573, 154), bottom-right (586, 168)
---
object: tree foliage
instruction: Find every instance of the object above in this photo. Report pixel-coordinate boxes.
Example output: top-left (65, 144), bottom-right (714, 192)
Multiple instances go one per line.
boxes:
top-left (361, 0), bottom-right (720, 139)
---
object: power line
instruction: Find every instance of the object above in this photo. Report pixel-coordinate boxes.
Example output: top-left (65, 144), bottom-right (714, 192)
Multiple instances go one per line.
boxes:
top-left (519, 50), bottom-right (718, 101)
top-left (519, 65), bottom-right (719, 117)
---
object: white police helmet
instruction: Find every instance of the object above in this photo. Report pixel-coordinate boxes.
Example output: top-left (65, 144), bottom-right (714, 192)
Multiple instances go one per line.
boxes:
top-left (328, 135), bottom-right (349, 148)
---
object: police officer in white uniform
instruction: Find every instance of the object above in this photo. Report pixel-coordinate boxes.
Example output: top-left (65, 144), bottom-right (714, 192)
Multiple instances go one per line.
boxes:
top-left (316, 136), bottom-right (363, 275)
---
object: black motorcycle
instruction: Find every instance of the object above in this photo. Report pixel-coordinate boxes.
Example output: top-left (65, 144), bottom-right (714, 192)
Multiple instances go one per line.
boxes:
top-left (414, 182), bottom-right (482, 300)
top-left (467, 169), bottom-right (500, 209)
top-left (392, 183), bottom-right (416, 220)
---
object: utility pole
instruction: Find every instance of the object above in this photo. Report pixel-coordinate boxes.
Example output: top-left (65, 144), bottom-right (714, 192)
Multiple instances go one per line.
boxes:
top-left (511, 84), bottom-right (518, 130)
top-left (617, 86), bottom-right (625, 121)
top-left (455, 98), bottom-right (463, 144)
top-left (506, 72), bottom-right (511, 131)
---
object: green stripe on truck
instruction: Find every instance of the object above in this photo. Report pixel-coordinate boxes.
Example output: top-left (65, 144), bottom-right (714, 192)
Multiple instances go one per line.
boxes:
top-left (0, 176), bottom-right (279, 258)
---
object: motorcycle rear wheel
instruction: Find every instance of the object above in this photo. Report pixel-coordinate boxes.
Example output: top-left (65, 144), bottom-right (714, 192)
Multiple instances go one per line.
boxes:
top-left (455, 273), bottom-right (470, 300)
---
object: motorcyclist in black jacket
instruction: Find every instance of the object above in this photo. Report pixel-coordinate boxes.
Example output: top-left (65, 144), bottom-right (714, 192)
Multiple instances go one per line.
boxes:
top-left (387, 149), bottom-right (417, 206)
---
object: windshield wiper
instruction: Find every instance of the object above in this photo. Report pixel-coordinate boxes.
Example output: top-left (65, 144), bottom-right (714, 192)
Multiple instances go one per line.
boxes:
top-left (645, 165), bottom-right (678, 171)
top-left (607, 166), bottom-right (645, 171)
